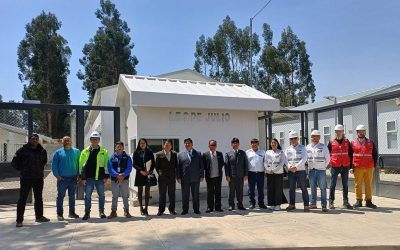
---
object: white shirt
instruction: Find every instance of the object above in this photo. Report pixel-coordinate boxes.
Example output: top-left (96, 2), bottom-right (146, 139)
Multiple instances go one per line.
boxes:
top-left (264, 149), bottom-right (286, 174)
top-left (306, 142), bottom-right (331, 170)
top-left (285, 144), bottom-right (308, 171)
top-left (246, 148), bottom-right (266, 172)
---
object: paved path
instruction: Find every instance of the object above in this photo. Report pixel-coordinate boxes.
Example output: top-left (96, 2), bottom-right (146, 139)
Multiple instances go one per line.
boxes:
top-left (1, 189), bottom-right (400, 250)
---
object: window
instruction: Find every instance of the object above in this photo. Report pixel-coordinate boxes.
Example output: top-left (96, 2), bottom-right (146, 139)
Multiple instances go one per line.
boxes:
top-left (147, 139), bottom-right (180, 153)
top-left (130, 139), bottom-right (136, 155)
top-left (386, 121), bottom-right (398, 149)
top-left (279, 131), bottom-right (285, 149)
top-left (323, 126), bottom-right (330, 145)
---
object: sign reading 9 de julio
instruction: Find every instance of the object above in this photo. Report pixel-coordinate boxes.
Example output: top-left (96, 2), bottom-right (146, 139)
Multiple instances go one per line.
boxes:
top-left (169, 111), bottom-right (230, 122)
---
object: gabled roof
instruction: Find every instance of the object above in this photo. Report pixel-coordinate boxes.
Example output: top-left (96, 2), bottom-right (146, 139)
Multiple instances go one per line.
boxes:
top-left (156, 69), bottom-right (217, 82)
top-left (118, 74), bottom-right (280, 111)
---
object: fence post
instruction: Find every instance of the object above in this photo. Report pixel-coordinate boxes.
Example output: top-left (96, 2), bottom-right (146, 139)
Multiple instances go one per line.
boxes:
top-left (28, 109), bottom-right (33, 136)
top-left (300, 112), bottom-right (305, 145)
top-left (267, 111), bottom-right (273, 147)
top-left (75, 108), bottom-right (85, 200)
top-left (313, 111), bottom-right (318, 130)
top-left (113, 107), bottom-right (120, 142)
top-left (304, 112), bottom-right (309, 145)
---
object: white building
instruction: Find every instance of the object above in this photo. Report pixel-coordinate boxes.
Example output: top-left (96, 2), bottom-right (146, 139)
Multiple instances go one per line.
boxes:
top-left (85, 69), bottom-right (280, 198)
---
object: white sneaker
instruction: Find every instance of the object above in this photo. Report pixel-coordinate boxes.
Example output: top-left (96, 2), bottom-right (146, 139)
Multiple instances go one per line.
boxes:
top-left (274, 205), bottom-right (281, 211)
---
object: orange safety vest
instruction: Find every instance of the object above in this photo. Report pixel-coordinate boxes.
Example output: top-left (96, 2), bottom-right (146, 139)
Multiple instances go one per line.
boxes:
top-left (329, 139), bottom-right (351, 167)
top-left (351, 139), bottom-right (375, 168)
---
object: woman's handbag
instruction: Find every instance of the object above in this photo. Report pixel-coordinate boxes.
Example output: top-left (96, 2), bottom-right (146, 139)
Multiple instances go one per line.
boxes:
top-left (147, 174), bottom-right (158, 186)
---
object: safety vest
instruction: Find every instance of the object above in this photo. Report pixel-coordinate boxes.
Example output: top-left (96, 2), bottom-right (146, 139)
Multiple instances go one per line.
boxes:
top-left (329, 139), bottom-right (351, 167)
top-left (79, 146), bottom-right (109, 180)
top-left (351, 139), bottom-right (375, 168)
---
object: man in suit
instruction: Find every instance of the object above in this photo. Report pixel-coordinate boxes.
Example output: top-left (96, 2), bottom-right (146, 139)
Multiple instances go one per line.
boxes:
top-left (177, 138), bottom-right (204, 215)
top-left (202, 140), bottom-right (225, 213)
top-left (225, 137), bottom-right (249, 211)
top-left (155, 139), bottom-right (178, 216)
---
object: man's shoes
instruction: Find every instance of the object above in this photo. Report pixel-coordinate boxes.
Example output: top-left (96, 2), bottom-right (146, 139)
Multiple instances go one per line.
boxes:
top-left (304, 206), bottom-right (310, 212)
top-left (82, 213), bottom-right (90, 221)
top-left (35, 216), bottom-right (50, 223)
top-left (249, 204), bottom-right (256, 209)
top-left (143, 208), bottom-right (149, 216)
top-left (99, 211), bottom-right (106, 219)
top-left (181, 210), bottom-right (188, 215)
top-left (169, 210), bottom-right (177, 215)
top-left (274, 205), bottom-right (281, 211)
top-left (309, 204), bottom-right (317, 209)
top-left (353, 200), bottom-right (362, 208)
top-left (366, 200), bottom-right (377, 209)
top-left (124, 209), bottom-right (132, 218)
top-left (322, 206), bottom-right (328, 212)
top-left (194, 210), bottom-right (201, 215)
top-left (286, 205), bottom-right (296, 211)
top-left (343, 202), bottom-right (354, 209)
top-left (16, 221), bottom-right (23, 228)
top-left (157, 211), bottom-right (164, 216)
top-left (259, 204), bottom-right (268, 209)
top-left (57, 214), bottom-right (65, 221)
top-left (68, 212), bottom-right (80, 219)
top-left (108, 210), bottom-right (117, 219)
top-left (329, 201), bottom-right (335, 209)
top-left (215, 208), bottom-right (224, 212)
top-left (237, 206), bottom-right (246, 211)
top-left (228, 206), bottom-right (234, 211)
top-left (140, 207), bottom-right (145, 216)
top-left (205, 208), bottom-right (213, 213)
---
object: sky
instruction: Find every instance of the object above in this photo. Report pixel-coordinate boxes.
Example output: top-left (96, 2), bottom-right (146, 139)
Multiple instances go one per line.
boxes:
top-left (0, 0), bottom-right (399, 105)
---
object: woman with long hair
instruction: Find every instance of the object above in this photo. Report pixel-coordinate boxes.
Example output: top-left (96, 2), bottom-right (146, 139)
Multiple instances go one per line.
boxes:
top-left (133, 138), bottom-right (155, 216)
top-left (264, 138), bottom-right (288, 211)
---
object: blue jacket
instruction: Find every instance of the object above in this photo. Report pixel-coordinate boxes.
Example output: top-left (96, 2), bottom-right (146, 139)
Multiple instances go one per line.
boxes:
top-left (108, 151), bottom-right (133, 181)
top-left (52, 147), bottom-right (80, 177)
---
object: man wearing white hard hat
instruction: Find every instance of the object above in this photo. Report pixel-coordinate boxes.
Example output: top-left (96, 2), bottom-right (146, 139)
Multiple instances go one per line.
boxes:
top-left (327, 124), bottom-right (353, 209)
top-left (351, 125), bottom-right (378, 209)
top-left (306, 130), bottom-right (330, 212)
top-left (285, 131), bottom-right (310, 212)
top-left (79, 131), bottom-right (110, 220)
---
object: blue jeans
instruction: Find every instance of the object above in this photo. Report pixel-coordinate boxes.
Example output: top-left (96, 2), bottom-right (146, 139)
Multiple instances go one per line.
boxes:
top-left (329, 167), bottom-right (349, 203)
top-left (56, 176), bottom-right (77, 215)
top-left (308, 169), bottom-right (327, 207)
top-left (288, 170), bottom-right (309, 206)
top-left (84, 178), bottom-right (105, 213)
top-left (248, 171), bottom-right (265, 206)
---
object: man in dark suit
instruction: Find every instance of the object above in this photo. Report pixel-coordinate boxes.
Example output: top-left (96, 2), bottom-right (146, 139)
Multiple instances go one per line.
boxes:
top-left (225, 137), bottom-right (248, 211)
top-left (202, 140), bottom-right (225, 213)
top-left (177, 138), bottom-right (204, 215)
top-left (155, 139), bottom-right (178, 216)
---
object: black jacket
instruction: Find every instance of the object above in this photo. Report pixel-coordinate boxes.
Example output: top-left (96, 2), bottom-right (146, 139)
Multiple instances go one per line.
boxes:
top-left (202, 151), bottom-right (224, 180)
top-left (11, 143), bottom-right (47, 179)
top-left (224, 149), bottom-right (248, 178)
top-left (133, 148), bottom-right (155, 187)
top-left (155, 150), bottom-right (177, 182)
top-left (177, 149), bottom-right (204, 183)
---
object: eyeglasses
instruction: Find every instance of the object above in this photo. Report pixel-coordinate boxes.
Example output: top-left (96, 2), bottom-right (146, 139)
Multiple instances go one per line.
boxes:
top-left (90, 138), bottom-right (99, 141)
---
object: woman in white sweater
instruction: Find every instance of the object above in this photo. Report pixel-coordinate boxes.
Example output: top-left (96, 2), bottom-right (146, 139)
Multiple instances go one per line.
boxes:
top-left (264, 138), bottom-right (288, 211)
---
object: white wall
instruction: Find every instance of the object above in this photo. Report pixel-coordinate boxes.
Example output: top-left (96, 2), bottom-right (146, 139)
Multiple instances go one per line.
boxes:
top-left (377, 99), bottom-right (400, 154)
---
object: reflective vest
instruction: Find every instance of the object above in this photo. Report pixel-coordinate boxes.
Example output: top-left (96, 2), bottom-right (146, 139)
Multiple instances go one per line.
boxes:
top-left (79, 146), bottom-right (109, 180)
top-left (329, 139), bottom-right (351, 167)
top-left (351, 139), bottom-right (375, 168)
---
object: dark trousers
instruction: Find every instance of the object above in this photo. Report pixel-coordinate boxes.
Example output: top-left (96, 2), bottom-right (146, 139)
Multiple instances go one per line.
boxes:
top-left (288, 171), bottom-right (309, 206)
top-left (206, 177), bottom-right (222, 210)
top-left (266, 174), bottom-right (287, 206)
top-left (228, 176), bottom-right (244, 208)
top-left (138, 185), bottom-right (151, 208)
top-left (329, 166), bottom-right (349, 203)
top-left (56, 176), bottom-right (77, 215)
top-left (158, 179), bottom-right (176, 212)
top-left (248, 171), bottom-right (265, 206)
top-left (17, 178), bottom-right (44, 222)
top-left (181, 181), bottom-right (200, 212)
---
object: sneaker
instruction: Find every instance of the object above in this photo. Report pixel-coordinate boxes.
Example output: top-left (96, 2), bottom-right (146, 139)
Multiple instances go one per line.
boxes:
top-left (99, 211), bottom-right (106, 219)
top-left (35, 216), bottom-right (50, 223)
top-left (68, 212), bottom-right (80, 219)
top-left (57, 214), bottom-right (64, 221)
top-left (286, 205), bottom-right (296, 211)
top-left (228, 206), bottom-right (234, 211)
top-left (309, 204), bottom-right (318, 209)
top-left (353, 200), bottom-right (362, 208)
top-left (343, 202), bottom-right (354, 210)
top-left (205, 208), bottom-right (213, 213)
top-left (268, 206), bottom-right (275, 210)
top-left (16, 221), bottom-right (23, 228)
top-left (82, 213), bottom-right (90, 220)
top-left (304, 206), bottom-right (310, 212)
top-left (322, 206), bottom-right (328, 212)
top-left (108, 210), bottom-right (117, 219)
top-left (124, 209), bottom-right (132, 218)
top-left (274, 205), bottom-right (281, 211)
top-left (249, 204), bottom-right (256, 209)
top-left (366, 200), bottom-right (377, 209)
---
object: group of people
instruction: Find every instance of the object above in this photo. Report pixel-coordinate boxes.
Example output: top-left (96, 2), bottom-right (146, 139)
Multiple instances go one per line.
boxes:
top-left (11, 123), bottom-right (378, 228)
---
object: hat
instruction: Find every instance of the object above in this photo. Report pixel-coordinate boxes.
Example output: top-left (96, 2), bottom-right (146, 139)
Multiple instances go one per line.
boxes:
top-left (311, 130), bottom-right (321, 136)
top-left (356, 124), bottom-right (366, 131)
top-left (90, 131), bottom-right (101, 139)
top-left (289, 131), bottom-right (299, 139)
top-left (231, 137), bottom-right (239, 143)
top-left (334, 124), bottom-right (344, 131)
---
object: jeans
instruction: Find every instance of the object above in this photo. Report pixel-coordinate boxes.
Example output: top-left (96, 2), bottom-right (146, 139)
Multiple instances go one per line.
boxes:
top-left (17, 178), bottom-right (44, 222)
top-left (308, 169), bottom-right (327, 207)
top-left (84, 178), bottom-right (105, 213)
top-left (247, 171), bottom-right (265, 206)
top-left (329, 167), bottom-right (349, 203)
top-left (56, 176), bottom-right (77, 215)
top-left (288, 170), bottom-right (309, 206)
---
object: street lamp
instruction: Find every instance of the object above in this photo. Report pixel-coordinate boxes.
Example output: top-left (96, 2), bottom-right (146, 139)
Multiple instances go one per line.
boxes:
top-left (249, 0), bottom-right (273, 90)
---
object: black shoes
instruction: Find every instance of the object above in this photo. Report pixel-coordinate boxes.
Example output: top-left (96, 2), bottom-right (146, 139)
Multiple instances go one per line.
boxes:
top-left (169, 210), bottom-right (177, 215)
top-left (259, 204), bottom-right (268, 209)
top-left (353, 200), bottom-right (362, 208)
top-left (343, 202), bottom-right (354, 209)
top-left (68, 212), bottom-right (80, 219)
top-left (181, 210), bottom-right (188, 215)
top-left (322, 206), bottom-right (328, 212)
top-left (215, 208), bottom-right (224, 212)
top-left (82, 213), bottom-right (90, 220)
top-left (35, 216), bottom-right (50, 223)
top-left (206, 208), bottom-right (213, 213)
top-left (237, 206), bottom-right (246, 211)
top-left (16, 221), bottom-right (23, 228)
top-left (194, 210), bottom-right (201, 215)
top-left (157, 211), bottom-right (164, 216)
top-left (286, 205), bottom-right (296, 211)
top-left (366, 200), bottom-right (377, 209)
top-left (57, 214), bottom-right (65, 221)
top-left (99, 211), bottom-right (107, 219)
top-left (249, 204), bottom-right (256, 209)
top-left (108, 211), bottom-right (117, 219)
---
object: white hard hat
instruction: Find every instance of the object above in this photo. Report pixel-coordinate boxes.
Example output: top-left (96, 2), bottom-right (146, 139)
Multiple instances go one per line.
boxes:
top-left (356, 124), bottom-right (366, 131)
top-left (289, 130), bottom-right (299, 139)
top-left (311, 130), bottom-right (321, 136)
top-left (334, 124), bottom-right (344, 131)
top-left (90, 131), bottom-right (101, 139)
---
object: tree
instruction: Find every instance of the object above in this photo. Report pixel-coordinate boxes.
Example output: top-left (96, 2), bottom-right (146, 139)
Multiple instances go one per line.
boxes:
top-left (194, 16), bottom-right (260, 85)
top-left (78, 0), bottom-right (139, 104)
top-left (17, 11), bottom-right (71, 138)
